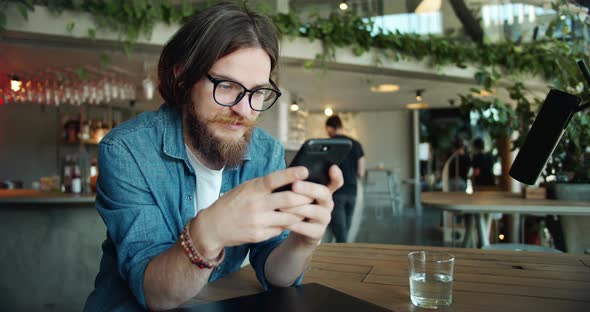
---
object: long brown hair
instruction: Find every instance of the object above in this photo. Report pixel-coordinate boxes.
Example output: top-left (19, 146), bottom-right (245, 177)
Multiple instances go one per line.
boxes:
top-left (157, 2), bottom-right (280, 110)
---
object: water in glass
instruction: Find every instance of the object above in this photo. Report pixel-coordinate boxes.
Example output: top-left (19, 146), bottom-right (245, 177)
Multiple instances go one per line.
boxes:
top-left (409, 272), bottom-right (453, 308)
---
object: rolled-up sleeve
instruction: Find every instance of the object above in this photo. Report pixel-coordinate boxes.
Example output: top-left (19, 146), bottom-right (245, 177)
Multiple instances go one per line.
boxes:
top-left (95, 140), bottom-right (175, 309)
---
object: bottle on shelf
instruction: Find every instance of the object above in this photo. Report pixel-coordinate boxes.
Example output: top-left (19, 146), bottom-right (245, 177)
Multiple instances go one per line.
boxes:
top-left (79, 120), bottom-right (91, 142)
top-left (78, 146), bottom-right (90, 193)
top-left (71, 158), bottom-right (82, 194)
top-left (90, 158), bottom-right (98, 193)
top-left (94, 120), bottom-right (104, 143)
top-left (63, 155), bottom-right (73, 193)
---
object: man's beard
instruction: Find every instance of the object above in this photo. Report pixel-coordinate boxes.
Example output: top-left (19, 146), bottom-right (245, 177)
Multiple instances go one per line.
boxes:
top-left (183, 101), bottom-right (255, 168)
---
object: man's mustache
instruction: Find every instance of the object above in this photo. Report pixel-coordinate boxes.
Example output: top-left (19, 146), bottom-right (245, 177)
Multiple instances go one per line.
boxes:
top-left (208, 114), bottom-right (257, 127)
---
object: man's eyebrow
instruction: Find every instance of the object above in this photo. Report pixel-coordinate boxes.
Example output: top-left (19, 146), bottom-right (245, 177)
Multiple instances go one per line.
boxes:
top-left (210, 73), bottom-right (271, 89)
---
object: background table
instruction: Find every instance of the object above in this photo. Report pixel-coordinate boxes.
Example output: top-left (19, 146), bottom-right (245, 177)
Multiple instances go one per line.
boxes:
top-left (421, 191), bottom-right (590, 247)
top-left (188, 243), bottom-right (590, 312)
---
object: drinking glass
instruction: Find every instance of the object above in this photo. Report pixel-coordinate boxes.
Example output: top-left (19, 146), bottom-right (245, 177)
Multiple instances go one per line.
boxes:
top-left (408, 251), bottom-right (455, 309)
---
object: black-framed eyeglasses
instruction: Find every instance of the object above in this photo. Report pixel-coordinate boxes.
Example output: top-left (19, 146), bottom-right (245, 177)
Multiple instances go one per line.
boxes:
top-left (206, 74), bottom-right (281, 112)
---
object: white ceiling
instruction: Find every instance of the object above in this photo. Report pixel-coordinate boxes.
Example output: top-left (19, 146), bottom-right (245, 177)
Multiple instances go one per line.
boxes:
top-left (278, 63), bottom-right (480, 112)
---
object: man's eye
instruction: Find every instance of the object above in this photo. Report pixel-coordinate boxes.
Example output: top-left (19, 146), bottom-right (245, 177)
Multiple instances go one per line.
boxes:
top-left (219, 82), bottom-right (234, 90)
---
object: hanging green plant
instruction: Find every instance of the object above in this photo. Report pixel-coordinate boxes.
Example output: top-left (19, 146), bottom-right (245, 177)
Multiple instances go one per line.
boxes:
top-left (1, 0), bottom-right (587, 82)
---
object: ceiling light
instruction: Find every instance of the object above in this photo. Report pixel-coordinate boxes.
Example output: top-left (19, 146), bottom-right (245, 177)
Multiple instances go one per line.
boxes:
top-left (339, 1), bottom-right (348, 11)
top-left (406, 102), bottom-right (430, 110)
top-left (10, 76), bottom-right (22, 92)
top-left (324, 107), bottom-right (334, 116)
top-left (370, 84), bottom-right (400, 93)
top-left (290, 104), bottom-right (300, 111)
top-left (472, 89), bottom-right (496, 97)
top-left (415, 0), bottom-right (441, 14)
top-left (415, 89), bottom-right (424, 101)
top-left (407, 89), bottom-right (428, 109)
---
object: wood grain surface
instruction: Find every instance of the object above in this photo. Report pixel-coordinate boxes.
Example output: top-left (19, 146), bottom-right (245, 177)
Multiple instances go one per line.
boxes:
top-left (188, 243), bottom-right (590, 311)
top-left (421, 191), bottom-right (590, 215)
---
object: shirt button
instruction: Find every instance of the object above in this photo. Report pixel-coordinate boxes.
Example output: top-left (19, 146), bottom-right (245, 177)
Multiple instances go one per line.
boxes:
top-left (188, 195), bottom-right (193, 200)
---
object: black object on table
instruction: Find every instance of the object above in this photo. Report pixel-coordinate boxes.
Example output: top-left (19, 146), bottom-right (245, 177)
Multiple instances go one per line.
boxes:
top-left (174, 283), bottom-right (392, 312)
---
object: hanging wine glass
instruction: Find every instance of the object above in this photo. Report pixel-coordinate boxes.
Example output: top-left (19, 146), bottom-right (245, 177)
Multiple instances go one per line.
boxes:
top-left (89, 84), bottom-right (98, 105)
top-left (81, 83), bottom-right (90, 104)
top-left (142, 75), bottom-right (155, 101)
top-left (126, 82), bottom-right (132, 101)
top-left (53, 82), bottom-right (63, 107)
top-left (64, 85), bottom-right (73, 105)
top-left (36, 81), bottom-right (44, 105)
top-left (24, 80), bottom-right (34, 103)
top-left (44, 80), bottom-right (52, 106)
top-left (103, 78), bottom-right (112, 104)
top-left (73, 88), bottom-right (82, 106)
top-left (96, 85), bottom-right (105, 105)
top-left (111, 78), bottom-right (120, 101)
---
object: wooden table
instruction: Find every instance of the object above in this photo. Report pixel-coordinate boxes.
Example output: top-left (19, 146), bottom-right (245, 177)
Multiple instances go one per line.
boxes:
top-left (421, 191), bottom-right (590, 247)
top-left (188, 243), bottom-right (590, 312)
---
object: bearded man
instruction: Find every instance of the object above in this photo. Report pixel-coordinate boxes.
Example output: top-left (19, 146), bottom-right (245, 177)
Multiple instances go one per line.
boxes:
top-left (84, 3), bottom-right (343, 311)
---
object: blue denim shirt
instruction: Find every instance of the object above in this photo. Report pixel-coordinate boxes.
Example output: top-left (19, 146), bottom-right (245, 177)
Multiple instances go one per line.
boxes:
top-left (85, 105), bottom-right (297, 311)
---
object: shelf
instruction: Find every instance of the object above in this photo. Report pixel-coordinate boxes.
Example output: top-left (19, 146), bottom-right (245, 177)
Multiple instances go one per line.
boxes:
top-left (62, 138), bottom-right (101, 145)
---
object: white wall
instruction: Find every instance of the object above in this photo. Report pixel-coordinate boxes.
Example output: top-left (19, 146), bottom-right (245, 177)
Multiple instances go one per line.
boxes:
top-left (0, 103), bottom-right (60, 187)
top-left (256, 104), bottom-right (281, 138)
top-left (304, 110), bottom-right (414, 208)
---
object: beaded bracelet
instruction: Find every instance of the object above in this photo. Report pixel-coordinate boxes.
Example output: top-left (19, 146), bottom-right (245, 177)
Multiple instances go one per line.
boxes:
top-left (180, 221), bottom-right (225, 269)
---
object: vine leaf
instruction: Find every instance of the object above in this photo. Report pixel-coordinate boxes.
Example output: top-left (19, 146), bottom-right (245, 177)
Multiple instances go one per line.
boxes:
top-left (66, 22), bottom-right (75, 33)
top-left (73, 67), bottom-right (87, 80)
top-left (16, 2), bottom-right (29, 20)
top-left (87, 28), bottom-right (96, 39)
top-left (0, 12), bottom-right (6, 31)
top-left (99, 53), bottom-right (112, 68)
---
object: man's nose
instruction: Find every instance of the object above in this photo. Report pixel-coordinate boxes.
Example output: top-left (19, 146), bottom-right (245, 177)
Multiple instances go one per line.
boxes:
top-left (230, 93), bottom-right (252, 116)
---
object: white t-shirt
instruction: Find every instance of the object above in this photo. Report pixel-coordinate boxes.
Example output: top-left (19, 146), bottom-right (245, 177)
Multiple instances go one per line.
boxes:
top-left (185, 144), bottom-right (223, 217)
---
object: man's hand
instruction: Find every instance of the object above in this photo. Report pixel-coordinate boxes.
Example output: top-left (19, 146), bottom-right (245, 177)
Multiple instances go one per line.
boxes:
top-left (279, 165), bottom-right (344, 246)
top-left (191, 166), bottom-right (315, 259)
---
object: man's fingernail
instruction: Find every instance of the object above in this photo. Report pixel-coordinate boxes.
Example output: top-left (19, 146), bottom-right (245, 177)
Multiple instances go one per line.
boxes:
top-left (296, 167), bottom-right (308, 179)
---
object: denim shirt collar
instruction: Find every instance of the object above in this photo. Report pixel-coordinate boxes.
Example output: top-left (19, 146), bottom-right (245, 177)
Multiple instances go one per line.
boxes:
top-left (161, 105), bottom-right (252, 170)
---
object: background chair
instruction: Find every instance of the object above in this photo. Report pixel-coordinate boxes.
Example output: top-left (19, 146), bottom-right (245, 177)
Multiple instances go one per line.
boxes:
top-left (363, 169), bottom-right (403, 219)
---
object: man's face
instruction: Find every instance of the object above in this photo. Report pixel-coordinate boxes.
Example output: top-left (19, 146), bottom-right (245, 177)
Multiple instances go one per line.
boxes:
top-left (326, 126), bottom-right (336, 138)
top-left (184, 47), bottom-right (272, 167)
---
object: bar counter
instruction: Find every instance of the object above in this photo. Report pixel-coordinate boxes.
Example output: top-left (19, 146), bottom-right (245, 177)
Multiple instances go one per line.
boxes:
top-left (0, 189), bottom-right (96, 204)
top-left (0, 189), bottom-right (104, 311)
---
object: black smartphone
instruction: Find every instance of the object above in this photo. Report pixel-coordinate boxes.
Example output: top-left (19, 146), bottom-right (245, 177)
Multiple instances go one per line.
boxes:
top-left (274, 138), bottom-right (353, 192)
